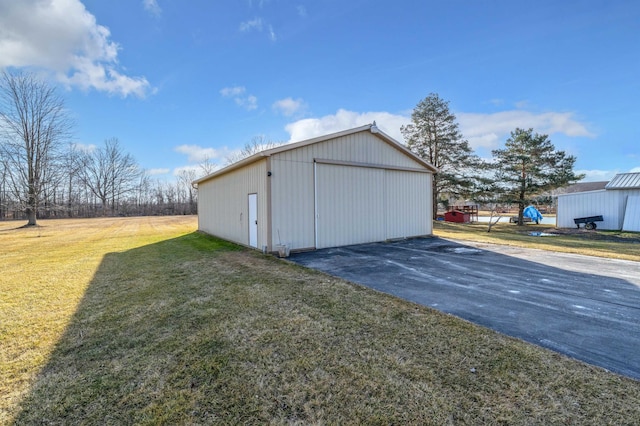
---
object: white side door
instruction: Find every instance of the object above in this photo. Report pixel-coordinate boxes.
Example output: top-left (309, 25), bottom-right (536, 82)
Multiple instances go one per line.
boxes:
top-left (248, 193), bottom-right (258, 248)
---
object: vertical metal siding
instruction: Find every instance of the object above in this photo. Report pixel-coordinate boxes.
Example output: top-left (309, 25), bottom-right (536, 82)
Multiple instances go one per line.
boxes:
top-left (269, 157), bottom-right (316, 249)
top-left (315, 164), bottom-right (386, 248)
top-left (197, 160), bottom-right (268, 247)
top-left (622, 195), bottom-right (640, 232)
top-left (282, 132), bottom-right (425, 169)
top-left (270, 131), bottom-right (432, 250)
top-left (385, 170), bottom-right (432, 238)
top-left (557, 190), bottom-right (623, 230)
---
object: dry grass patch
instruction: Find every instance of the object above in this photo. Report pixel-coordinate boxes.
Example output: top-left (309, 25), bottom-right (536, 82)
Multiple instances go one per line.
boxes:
top-left (1, 216), bottom-right (639, 424)
top-left (434, 220), bottom-right (640, 261)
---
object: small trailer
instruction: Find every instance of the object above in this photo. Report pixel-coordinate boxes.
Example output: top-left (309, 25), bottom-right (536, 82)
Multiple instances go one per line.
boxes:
top-left (573, 215), bottom-right (603, 230)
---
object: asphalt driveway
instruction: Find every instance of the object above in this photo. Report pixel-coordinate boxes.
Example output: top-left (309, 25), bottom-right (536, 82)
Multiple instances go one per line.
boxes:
top-left (289, 237), bottom-right (640, 380)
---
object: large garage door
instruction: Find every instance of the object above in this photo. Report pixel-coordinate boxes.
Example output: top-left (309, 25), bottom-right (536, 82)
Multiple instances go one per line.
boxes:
top-left (315, 164), bottom-right (385, 249)
top-left (315, 164), bottom-right (430, 249)
top-left (385, 170), bottom-right (431, 239)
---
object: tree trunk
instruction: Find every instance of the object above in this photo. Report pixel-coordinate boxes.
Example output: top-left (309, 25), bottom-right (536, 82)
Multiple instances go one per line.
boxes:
top-left (26, 208), bottom-right (37, 226)
top-left (517, 201), bottom-right (525, 226)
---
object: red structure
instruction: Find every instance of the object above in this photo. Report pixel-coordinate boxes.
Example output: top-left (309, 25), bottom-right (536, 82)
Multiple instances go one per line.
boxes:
top-left (444, 210), bottom-right (470, 223)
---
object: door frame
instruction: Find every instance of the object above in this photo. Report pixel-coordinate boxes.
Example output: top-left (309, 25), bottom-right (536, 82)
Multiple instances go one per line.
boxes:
top-left (248, 193), bottom-right (258, 248)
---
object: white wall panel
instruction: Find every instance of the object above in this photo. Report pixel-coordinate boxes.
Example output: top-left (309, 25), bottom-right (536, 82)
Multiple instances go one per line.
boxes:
top-left (557, 190), bottom-right (623, 230)
top-left (385, 170), bottom-right (432, 239)
top-left (622, 195), bottom-right (640, 232)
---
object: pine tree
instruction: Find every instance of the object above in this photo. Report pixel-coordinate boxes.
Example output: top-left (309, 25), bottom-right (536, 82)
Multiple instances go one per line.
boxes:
top-left (492, 128), bottom-right (584, 225)
top-left (401, 93), bottom-right (480, 217)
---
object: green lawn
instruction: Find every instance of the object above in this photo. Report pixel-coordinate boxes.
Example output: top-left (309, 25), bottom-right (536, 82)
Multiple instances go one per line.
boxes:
top-left (1, 216), bottom-right (639, 424)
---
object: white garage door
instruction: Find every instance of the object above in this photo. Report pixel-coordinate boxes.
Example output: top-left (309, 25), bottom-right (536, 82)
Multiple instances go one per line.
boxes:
top-left (385, 170), bottom-right (431, 239)
top-left (315, 164), bottom-right (385, 249)
top-left (315, 164), bottom-right (430, 249)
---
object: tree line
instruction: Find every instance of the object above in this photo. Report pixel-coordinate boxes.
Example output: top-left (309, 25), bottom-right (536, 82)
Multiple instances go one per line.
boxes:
top-left (0, 71), bottom-right (198, 224)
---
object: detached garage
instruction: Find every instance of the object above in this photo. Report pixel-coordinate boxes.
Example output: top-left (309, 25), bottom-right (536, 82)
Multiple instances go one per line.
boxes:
top-left (557, 172), bottom-right (640, 231)
top-left (194, 124), bottom-right (436, 253)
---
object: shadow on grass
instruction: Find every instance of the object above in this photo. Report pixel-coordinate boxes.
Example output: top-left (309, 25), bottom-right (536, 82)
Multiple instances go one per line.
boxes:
top-left (289, 237), bottom-right (640, 380)
top-left (11, 232), bottom-right (640, 424)
top-left (13, 232), bottom-right (241, 424)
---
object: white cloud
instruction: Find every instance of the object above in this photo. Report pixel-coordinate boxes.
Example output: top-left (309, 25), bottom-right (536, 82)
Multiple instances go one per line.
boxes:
top-left (457, 110), bottom-right (595, 150)
top-left (272, 97), bottom-right (306, 117)
top-left (220, 86), bottom-right (258, 111)
top-left (284, 109), bottom-right (409, 143)
top-left (284, 108), bottom-right (594, 153)
top-left (0, 0), bottom-right (151, 97)
top-left (220, 86), bottom-right (246, 97)
top-left (631, 167), bottom-right (640, 173)
top-left (148, 168), bottom-right (170, 176)
top-left (575, 169), bottom-right (619, 182)
top-left (142, 0), bottom-right (162, 17)
top-left (238, 17), bottom-right (276, 41)
top-left (72, 142), bottom-right (97, 153)
top-left (243, 95), bottom-right (258, 111)
top-left (297, 5), bottom-right (307, 17)
top-left (239, 18), bottom-right (263, 32)
top-left (175, 144), bottom-right (226, 163)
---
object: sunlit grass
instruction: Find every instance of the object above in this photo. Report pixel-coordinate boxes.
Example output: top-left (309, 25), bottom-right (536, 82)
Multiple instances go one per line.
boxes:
top-left (1, 216), bottom-right (639, 424)
top-left (434, 220), bottom-right (640, 261)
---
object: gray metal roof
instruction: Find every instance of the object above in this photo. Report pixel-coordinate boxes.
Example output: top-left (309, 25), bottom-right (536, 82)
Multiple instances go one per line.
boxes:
top-left (605, 172), bottom-right (640, 190)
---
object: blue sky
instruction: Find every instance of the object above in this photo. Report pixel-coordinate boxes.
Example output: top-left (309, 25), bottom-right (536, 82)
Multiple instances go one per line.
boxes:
top-left (1, 0), bottom-right (638, 182)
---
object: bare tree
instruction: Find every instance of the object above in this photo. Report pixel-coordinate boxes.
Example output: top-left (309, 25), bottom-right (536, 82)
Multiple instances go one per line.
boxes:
top-left (80, 138), bottom-right (142, 216)
top-left (224, 135), bottom-right (282, 165)
top-left (198, 156), bottom-right (218, 177)
top-left (0, 71), bottom-right (72, 225)
top-left (176, 168), bottom-right (198, 214)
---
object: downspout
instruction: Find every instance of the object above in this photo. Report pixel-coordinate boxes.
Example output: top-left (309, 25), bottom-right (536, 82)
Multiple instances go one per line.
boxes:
top-left (266, 157), bottom-right (273, 253)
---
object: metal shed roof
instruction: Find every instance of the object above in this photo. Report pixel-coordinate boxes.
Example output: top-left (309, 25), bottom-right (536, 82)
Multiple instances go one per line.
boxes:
top-left (605, 173), bottom-right (640, 190)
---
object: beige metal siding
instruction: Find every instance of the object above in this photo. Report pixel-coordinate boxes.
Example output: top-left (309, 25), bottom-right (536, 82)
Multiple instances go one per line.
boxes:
top-left (197, 159), bottom-right (268, 247)
top-left (315, 164), bottom-right (386, 249)
top-left (277, 132), bottom-right (424, 169)
top-left (269, 157), bottom-right (316, 250)
top-left (385, 170), bottom-right (432, 238)
top-left (269, 131), bottom-right (432, 250)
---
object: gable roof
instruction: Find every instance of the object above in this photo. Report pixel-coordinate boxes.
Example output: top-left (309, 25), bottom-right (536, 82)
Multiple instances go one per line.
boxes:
top-left (193, 124), bottom-right (436, 185)
top-left (605, 173), bottom-right (640, 190)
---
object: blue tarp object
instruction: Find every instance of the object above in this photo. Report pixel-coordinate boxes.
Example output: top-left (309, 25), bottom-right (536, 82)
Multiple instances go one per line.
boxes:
top-left (523, 205), bottom-right (543, 223)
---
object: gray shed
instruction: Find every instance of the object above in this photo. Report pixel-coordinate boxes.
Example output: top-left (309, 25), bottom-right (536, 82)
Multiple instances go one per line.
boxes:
top-left (557, 172), bottom-right (640, 231)
top-left (194, 124), bottom-right (436, 253)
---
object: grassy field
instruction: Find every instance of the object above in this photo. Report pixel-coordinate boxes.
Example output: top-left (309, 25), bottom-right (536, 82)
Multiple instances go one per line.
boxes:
top-left (1, 216), bottom-right (639, 424)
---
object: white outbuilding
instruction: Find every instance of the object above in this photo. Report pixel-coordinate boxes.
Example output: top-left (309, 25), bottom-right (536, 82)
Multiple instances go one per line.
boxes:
top-left (556, 172), bottom-right (640, 231)
top-left (194, 124), bottom-right (436, 253)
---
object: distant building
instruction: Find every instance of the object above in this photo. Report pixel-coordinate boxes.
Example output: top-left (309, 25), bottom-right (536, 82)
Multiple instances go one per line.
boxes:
top-left (556, 173), bottom-right (640, 231)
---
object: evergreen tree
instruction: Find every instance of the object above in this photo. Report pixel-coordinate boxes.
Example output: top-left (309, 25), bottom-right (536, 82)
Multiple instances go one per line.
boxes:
top-left (401, 93), bottom-right (480, 217)
top-left (492, 128), bottom-right (584, 225)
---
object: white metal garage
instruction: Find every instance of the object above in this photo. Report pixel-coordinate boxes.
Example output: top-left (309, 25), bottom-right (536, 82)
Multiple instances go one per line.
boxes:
top-left (194, 124), bottom-right (436, 253)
